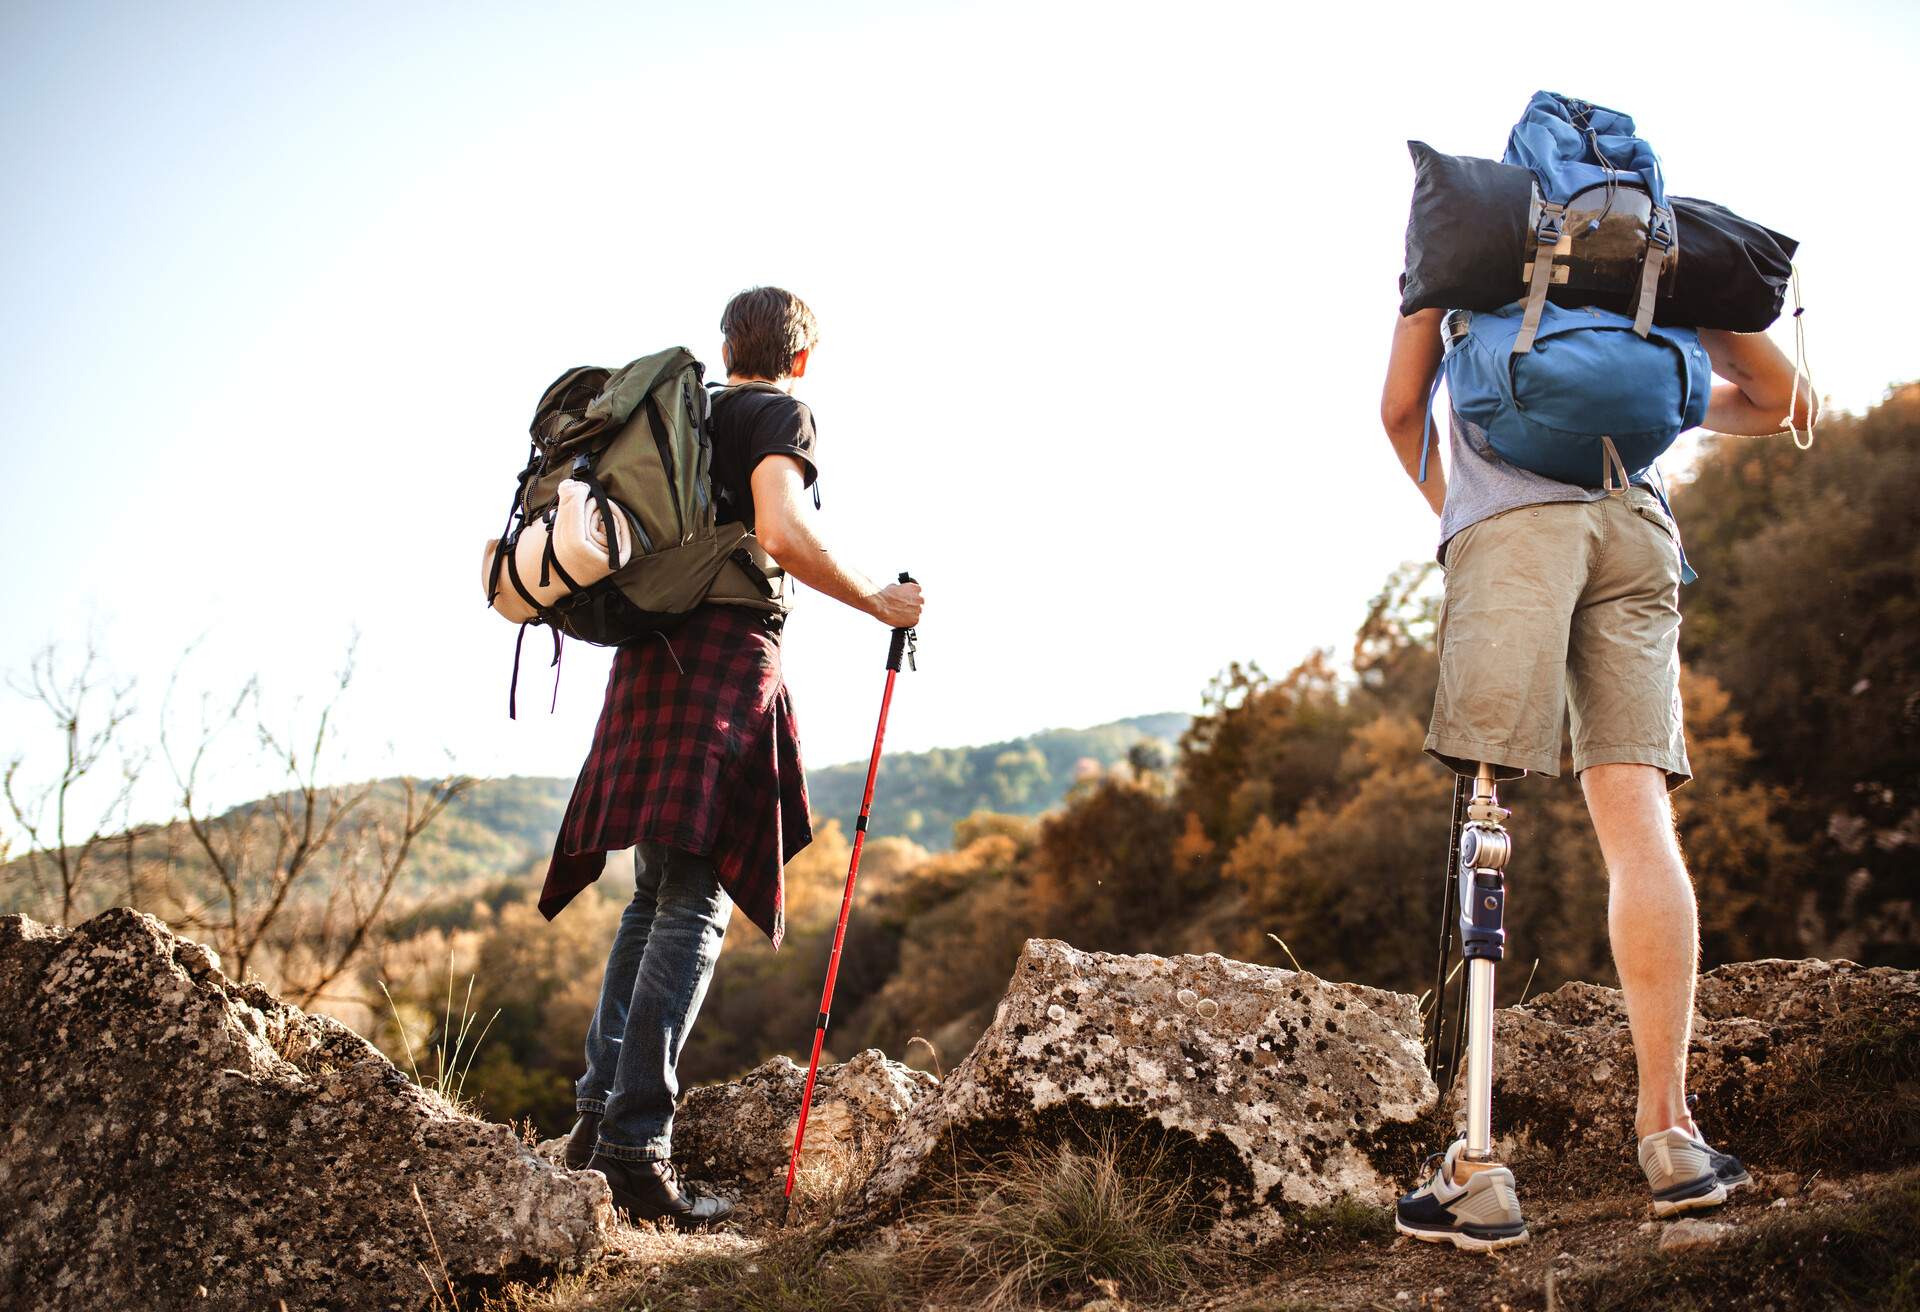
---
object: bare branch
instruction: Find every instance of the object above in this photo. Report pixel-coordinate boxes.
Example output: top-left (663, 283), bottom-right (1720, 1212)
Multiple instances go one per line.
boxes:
top-left (4, 637), bottom-right (142, 923)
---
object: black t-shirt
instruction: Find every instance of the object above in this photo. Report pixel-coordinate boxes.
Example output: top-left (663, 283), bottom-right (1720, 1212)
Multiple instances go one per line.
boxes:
top-left (706, 383), bottom-right (819, 530)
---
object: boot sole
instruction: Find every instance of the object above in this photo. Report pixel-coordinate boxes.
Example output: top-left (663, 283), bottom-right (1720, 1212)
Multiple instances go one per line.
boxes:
top-left (1395, 1218), bottom-right (1530, 1252)
top-left (1652, 1178), bottom-right (1728, 1217)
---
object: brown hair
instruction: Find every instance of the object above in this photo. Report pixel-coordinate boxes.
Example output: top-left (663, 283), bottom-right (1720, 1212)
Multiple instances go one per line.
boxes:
top-left (719, 286), bottom-right (819, 380)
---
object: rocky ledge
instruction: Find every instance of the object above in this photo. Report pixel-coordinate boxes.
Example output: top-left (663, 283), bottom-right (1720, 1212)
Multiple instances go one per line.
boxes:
top-left (0, 911), bottom-right (614, 1312)
top-left (847, 938), bottom-right (1436, 1244)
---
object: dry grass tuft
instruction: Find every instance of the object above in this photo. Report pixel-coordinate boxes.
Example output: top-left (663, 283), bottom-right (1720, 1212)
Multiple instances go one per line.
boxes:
top-left (897, 1130), bottom-right (1219, 1309)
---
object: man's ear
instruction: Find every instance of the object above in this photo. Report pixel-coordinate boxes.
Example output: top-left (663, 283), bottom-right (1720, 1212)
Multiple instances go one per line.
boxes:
top-left (789, 347), bottom-right (810, 380)
top-left (722, 341), bottom-right (734, 373)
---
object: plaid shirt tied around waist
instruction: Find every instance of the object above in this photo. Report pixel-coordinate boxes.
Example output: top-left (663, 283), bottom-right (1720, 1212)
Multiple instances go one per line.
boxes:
top-left (539, 604), bottom-right (811, 947)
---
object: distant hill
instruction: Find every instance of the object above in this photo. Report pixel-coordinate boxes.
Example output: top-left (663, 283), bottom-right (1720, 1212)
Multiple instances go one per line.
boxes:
top-left (409, 710), bottom-right (1191, 886)
top-left (802, 711), bottom-right (1190, 848)
top-left (434, 711), bottom-right (1189, 872)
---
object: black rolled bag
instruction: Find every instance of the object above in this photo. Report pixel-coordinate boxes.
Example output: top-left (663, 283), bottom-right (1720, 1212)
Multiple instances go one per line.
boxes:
top-left (1398, 140), bottom-right (1798, 331)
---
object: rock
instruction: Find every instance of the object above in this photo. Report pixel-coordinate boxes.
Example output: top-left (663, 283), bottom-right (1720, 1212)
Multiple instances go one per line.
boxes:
top-left (672, 1049), bottom-right (935, 1223)
top-left (1659, 1218), bottom-right (1735, 1251)
top-left (1463, 959), bottom-right (1920, 1172)
top-left (850, 938), bottom-right (1434, 1244)
top-left (0, 911), bottom-right (614, 1312)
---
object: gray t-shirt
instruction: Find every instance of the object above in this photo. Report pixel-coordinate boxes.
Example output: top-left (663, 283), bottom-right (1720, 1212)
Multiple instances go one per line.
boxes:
top-left (1436, 409), bottom-right (1646, 562)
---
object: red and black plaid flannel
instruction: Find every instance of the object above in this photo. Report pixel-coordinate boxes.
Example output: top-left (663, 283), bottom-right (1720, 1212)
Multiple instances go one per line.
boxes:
top-left (539, 604), bottom-right (811, 948)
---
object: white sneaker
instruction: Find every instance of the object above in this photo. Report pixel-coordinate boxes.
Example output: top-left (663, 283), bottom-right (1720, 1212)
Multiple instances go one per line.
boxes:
top-left (1394, 1138), bottom-right (1529, 1252)
top-left (1638, 1126), bottom-right (1731, 1217)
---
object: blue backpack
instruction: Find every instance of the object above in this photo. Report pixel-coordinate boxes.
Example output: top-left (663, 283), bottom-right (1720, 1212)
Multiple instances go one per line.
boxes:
top-left (1422, 93), bottom-right (1711, 503)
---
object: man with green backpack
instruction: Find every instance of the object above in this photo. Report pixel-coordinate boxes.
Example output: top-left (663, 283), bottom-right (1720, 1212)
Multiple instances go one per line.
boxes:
top-left (1380, 93), bottom-right (1814, 1250)
top-left (501, 286), bottom-right (923, 1227)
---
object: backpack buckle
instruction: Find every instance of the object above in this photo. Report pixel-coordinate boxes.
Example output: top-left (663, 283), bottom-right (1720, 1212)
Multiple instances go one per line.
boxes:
top-left (1648, 208), bottom-right (1675, 251)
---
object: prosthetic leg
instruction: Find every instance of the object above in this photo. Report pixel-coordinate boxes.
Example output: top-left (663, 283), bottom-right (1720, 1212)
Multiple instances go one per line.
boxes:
top-left (1459, 762), bottom-right (1510, 1162)
top-left (1395, 762), bottom-right (1529, 1251)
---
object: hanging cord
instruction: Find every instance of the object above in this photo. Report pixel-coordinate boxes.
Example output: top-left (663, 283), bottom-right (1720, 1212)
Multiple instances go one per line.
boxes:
top-left (1426, 776), bottom-right (1469, 1094)
top-left (1785, 264), bottom-right (1818, 451)
top-left (1585, 125), bottom-right (1619, 232)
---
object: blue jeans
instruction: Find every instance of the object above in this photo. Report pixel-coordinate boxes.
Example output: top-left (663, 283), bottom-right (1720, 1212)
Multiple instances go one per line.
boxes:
top-left (576, 842), bottom-right (732, 1161)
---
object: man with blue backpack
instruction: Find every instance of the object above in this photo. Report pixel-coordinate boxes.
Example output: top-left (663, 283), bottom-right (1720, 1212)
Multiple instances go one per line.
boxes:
top-left (1380, 93), bottom-right (1815, 1250)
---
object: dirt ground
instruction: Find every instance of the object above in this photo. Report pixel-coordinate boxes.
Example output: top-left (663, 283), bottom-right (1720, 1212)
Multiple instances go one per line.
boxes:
top-left (502, 1162), bottom-right (1916, 1312)
top-left (1197, 1165), bottom-right (1914, 1312)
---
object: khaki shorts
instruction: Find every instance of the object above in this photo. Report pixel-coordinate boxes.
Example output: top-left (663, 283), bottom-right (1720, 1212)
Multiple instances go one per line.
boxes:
top-left (1426, 487), bottom-right (1691, 790)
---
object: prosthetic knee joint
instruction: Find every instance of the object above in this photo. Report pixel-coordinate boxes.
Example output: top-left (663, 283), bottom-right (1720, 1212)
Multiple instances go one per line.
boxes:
top-left (1460, 762), bottom-right (1511, 1162)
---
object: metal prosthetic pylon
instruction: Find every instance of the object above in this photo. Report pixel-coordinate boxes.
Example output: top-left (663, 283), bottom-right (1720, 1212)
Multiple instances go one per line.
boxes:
top-left (1459, 762), bottom-right (1512, 1165)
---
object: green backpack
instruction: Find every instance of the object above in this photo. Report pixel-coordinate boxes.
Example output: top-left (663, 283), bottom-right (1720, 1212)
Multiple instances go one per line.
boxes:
top-left (486, 347), bottom-right (788, 710)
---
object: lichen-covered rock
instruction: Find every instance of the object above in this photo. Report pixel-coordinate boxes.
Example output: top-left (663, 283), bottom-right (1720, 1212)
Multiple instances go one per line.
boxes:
top-left (0, 911), bottom-right (614, 1312)
top-left (851, 938), bottom-right (1435, 1244)
top-left (673, 1049), bottom-right (935, 1222)
top-left (1471, 958), bottom-right (1920, 1174)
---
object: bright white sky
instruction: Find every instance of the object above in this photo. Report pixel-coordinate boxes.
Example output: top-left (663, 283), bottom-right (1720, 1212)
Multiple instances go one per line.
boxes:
top-left (3, 0), bottom-right (1915, 829)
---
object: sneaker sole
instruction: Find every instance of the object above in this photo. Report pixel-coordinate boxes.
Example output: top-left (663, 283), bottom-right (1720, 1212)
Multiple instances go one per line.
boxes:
top-left (1652, 1178), bottom-right (1728, 1217)
top-left (1395, 1217), bottom-right (1530, 1252)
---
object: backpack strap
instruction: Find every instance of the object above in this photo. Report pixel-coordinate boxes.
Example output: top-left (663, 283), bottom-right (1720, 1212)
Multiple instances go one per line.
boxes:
top-left (1419, 311), bottom-right (1472, 484)
top-left (568, 454), bottom-right (626, 569)
top-left (1633, 207), bottom-right (1676, 337)
top-left (501, 530), bottom-right (552, 616)
top-left (640, 393), bottom-right (683, 539)
top-left (1419, 366), bottom-right (1444, 485)
top-left (1512, 201), bottom-right (1566, 355)
top-left (487, 443), bottom-right (543, 605)
top-left (540, 524), bottom-right (586, 593)
top-left (1600, 435), bottom-right (1632, 495)
top-left (507, 622), bottom-right (565, 720)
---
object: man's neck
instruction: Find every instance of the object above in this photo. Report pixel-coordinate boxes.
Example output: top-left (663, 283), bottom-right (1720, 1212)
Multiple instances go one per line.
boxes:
top-left (726, 373), bottom-right (795, 394)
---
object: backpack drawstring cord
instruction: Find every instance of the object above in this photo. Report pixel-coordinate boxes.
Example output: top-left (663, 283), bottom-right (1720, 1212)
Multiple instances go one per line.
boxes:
top-left (1786, 265), bottom-right (1818, 451)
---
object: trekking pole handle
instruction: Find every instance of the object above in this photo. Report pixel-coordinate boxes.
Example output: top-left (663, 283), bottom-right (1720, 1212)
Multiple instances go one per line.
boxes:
top-left (887, 572), bottom-right (917, 673)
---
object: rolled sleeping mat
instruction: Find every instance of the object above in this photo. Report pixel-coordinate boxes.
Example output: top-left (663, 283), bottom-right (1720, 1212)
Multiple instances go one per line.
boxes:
top-left (1398, 142), bottom-right (1797, 331)
top-left (483, 479), bottom-right (637, 624)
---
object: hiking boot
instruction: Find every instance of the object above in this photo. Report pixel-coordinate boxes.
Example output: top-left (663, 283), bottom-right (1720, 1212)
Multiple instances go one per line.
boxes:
top-left (1639, 1126), bottom-right (1731, 1217)
top-left (587, 1152), bottom-right (735, 1229)
top-left (1394, 1139), bottom-right (1529, 1252)
top-left (563, 1112), bottom-right (602, 1170)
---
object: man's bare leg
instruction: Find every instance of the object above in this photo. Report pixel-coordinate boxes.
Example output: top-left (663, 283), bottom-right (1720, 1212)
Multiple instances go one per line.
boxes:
top-left (1581, 762), bottom-right (1700, 1141)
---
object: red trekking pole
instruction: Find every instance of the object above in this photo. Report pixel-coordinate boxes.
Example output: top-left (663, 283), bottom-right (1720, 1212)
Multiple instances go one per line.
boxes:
top-left (781, 572), bottom-right (917, 1220)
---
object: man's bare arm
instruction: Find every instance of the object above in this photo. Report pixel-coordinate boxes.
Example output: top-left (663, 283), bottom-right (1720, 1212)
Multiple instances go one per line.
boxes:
top-left (1381, 308), bottom-right (1447, 517)
top-left (1697, 328), bottom-right (1817, 437)
top-left (751, 455), bottom-right (924, 627)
